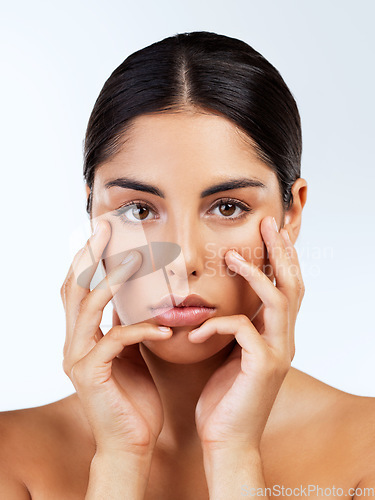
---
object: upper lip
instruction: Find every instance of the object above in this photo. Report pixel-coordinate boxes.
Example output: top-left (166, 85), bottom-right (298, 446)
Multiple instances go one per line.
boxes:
top-left (151, 293), bottom-right (215, 309)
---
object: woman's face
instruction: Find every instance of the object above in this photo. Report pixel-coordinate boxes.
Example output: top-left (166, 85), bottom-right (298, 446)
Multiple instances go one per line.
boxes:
top-left (89, 111), bottom-right (285, 364)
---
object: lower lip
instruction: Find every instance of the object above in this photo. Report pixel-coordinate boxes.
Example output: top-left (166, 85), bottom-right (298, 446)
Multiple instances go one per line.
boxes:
top-left (150, 306), bottom-right (217, 327)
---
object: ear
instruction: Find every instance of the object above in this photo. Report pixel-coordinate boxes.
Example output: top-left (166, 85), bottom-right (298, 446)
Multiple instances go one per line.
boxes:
top-left (282, 178), bottom-right (308, 244)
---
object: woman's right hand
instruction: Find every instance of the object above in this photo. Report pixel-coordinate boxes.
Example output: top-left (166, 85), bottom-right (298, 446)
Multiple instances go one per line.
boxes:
top-left (60, 219), bottom-right (172, 457)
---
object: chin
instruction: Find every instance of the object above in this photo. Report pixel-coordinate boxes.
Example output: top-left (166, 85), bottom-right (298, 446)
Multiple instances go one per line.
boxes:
top-left (139, 330), bottom-right (236, 365)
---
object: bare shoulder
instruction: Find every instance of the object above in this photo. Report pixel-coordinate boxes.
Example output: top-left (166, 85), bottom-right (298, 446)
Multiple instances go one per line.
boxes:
top-left (289, 368), bottom-right (375, 481)
top-left (0, 416), bottom-right (31, 499)
top-left (0, 393), bottom-right (77, 447)
top-left (325, 377), bottom-right (375, 486)
top-left (291, 366), bottom-right (375, 419)
top-left (0, 393), bottom-right (94, 496)
top-left (0, 399), bottom-right (64, 498)
top-left (0, 394), bottom-right (74, 464)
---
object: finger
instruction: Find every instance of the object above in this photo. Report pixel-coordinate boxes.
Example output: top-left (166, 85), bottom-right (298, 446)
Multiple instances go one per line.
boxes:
top-left (224, 251), bottom-right (289, 353)
top-left (60, 246), bottom-right (86, 309)
top-left (188, 315), bottom-right (286, 368)
top-left (61, 221), bottom-right (110, 295)
top-left (260, 216), bottom-right (298, 302)
top-left (279, 228), bottom-right (305, 311)
top-left (70, 323), bottom-right (172, 385)
top-left (67, 251), bottom-right (143, 364)
top-left (250, 303), bottom-right (266, 335)
top-left (66, 220), bottom-right (111, 304)
top-left (62, 238), bottom-right (106, 358)
top-left (61, 220), bottom-right (112, 339)
top-left (258, 217), bottom-right (300, 357)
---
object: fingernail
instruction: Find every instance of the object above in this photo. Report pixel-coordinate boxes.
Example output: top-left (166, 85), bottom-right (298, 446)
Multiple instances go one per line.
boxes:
top-left (230, 249), bottom-right (246, 261)
top-left (158, 326), bottom-right (171, 332)
top-left (121, 251), bottom-right (137, 264)
top-left (272, 217), bottom-right (279, 232)
top-left (190, 328), bottom-right (200, 335)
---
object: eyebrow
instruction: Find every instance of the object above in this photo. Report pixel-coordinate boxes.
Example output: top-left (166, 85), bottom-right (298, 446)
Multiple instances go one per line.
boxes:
top-left (104, 176), bottom-right (267, 198)
top-left (200, 178), bottom-right (267, 197)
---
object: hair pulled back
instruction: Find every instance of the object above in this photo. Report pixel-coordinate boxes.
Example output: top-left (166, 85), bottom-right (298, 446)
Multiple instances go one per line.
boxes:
top-left (83, 31), bottom-right (302, 216)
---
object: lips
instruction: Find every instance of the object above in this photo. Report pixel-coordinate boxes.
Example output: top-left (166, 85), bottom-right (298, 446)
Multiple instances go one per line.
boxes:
top-left (150, 294), bottom-right (217, 327)
top-left (151, 293), bottom-right (214, 309)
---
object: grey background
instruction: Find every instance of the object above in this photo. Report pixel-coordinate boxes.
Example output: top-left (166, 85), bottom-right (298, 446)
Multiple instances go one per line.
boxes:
top-left (0, 0), bottom-right (374, 410)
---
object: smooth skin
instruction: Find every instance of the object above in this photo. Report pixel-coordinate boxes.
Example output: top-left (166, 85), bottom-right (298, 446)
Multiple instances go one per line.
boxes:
top-left (190, 220), bottom-right (301, 453)
top-left (61, 239), bottom-right (171, 455)
top-left (0, 110), bottom-right (375, 499)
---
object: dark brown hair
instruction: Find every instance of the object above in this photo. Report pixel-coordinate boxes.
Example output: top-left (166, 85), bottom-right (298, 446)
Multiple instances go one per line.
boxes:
top-left (83, 31), bottom-right (302, 215)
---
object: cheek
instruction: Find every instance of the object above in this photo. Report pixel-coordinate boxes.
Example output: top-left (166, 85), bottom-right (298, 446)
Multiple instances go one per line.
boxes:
top-left (238, 233), bottom-right (267, 266)
top-left (204, 228), bottom-right (256, 262)
top-left (213, 230), bottom-right (266, 315)
top-left (101, 219), bottom-right (148, 271)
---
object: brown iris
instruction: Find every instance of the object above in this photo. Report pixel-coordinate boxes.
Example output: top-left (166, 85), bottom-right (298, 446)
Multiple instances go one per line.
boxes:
top-left (132, 204), bottom-right (150, 221)
top-left (218, 201), bottom-right (236, 217)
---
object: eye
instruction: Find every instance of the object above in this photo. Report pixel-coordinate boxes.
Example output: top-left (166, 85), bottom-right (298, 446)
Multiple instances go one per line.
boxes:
top-left (113, 197), bottom-right (253, 225)
top-left (209, 198), bottom-right (253, 221)
top-left (114, 201), bottom-right (157, 224)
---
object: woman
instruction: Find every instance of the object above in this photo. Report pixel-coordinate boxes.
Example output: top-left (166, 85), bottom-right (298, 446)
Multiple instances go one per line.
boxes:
top-left (1, 31), bottom-right (374, 499)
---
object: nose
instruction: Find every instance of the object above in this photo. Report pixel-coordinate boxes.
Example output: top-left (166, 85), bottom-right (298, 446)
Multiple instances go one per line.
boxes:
top-left (164, 218), bottom-right (203, 280)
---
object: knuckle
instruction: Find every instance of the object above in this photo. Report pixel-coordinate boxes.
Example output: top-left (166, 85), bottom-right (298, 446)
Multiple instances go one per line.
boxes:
top-left (78, 295), bottom-right (91, 314)
top-left (236, 314), bottom-right (251, 326)
top-left (70, 360), bottom-right (89, 385)
top-left (109, 325), bottom-right (124, 341)
top-left (62, 358), bottom-right (69, 376)
top-left (294, 278), bottom-right (304, 292)
top-left (62, 357), bottom-right (73, 377)
top-left (60, 276), bottom-right (76, 301)
top-left (60, 280), bottom-right (70, 300)
top-left (290, 279), bottom-right (301, 293)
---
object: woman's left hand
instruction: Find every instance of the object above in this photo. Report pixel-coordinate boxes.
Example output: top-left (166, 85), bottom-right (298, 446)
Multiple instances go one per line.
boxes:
top-left (188, 215), bottom-right (305, 453)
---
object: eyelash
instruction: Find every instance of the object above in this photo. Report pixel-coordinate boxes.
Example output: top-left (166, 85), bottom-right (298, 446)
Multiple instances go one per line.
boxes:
top-left (114, 198), bottom-right (253, 225)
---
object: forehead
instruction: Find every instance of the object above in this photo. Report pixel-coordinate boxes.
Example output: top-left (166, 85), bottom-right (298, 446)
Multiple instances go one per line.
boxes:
top-left (94, 111), bottom-right (278, 190)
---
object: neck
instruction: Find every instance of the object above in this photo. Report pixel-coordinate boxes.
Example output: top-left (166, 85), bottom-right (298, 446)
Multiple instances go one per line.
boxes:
top-left (139, 339), bottom-right (238, 453)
